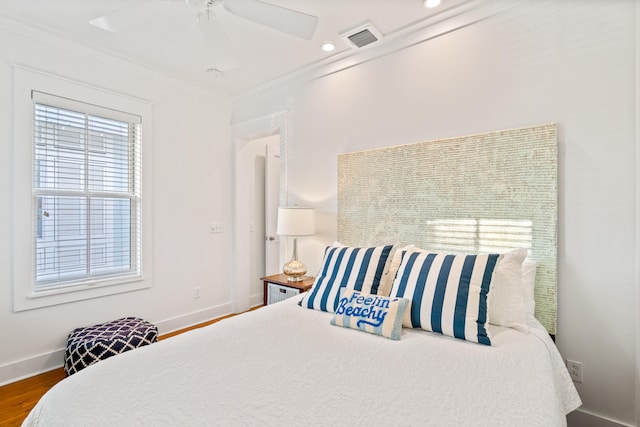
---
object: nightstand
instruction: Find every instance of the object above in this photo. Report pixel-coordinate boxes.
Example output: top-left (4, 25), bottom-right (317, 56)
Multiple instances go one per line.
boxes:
top-left (261, 273), bottom-right (314, 305)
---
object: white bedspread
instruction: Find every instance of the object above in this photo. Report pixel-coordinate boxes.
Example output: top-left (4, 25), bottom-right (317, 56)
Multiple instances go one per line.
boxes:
top-left (24, 296), bottom-right (580, 426)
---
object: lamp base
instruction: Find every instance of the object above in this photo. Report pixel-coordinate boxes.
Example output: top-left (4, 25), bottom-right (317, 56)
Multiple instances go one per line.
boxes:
top-left (283, 259), bottom-right (307, 282)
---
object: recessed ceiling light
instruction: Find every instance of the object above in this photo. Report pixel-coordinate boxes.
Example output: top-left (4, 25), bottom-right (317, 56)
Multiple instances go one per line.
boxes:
top-left (424, 0), bottom-right (441, 8)
top-left (321, 42), bottom-right (335, 52)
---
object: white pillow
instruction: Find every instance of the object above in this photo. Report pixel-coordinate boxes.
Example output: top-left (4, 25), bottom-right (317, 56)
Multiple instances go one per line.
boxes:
top-left (521, 259), bottom-right (537, 317)
top-left (488, 248), bottom-right (528, 330)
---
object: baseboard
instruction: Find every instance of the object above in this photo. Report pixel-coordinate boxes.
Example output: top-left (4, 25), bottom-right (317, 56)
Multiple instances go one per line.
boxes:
top-left (250, 293), bottom-right (264, 308)
top-left (154, 302), bottom-right (234, 336)
top-left (0, 348), bottom-right (66, 387)
top-left (567, 409), bottom-right (635, 427)
top-left (0, 302), bottom-right (234, 387)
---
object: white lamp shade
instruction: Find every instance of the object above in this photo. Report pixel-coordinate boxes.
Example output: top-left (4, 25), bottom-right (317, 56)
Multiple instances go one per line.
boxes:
top-left (277, 207), bottom-right (315, 236)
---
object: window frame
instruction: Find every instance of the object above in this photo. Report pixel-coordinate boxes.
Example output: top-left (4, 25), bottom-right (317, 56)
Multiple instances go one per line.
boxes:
top-left (32, 93), bottom-right (142, 291)
top-left (12, 65), bottom-right (153, 311)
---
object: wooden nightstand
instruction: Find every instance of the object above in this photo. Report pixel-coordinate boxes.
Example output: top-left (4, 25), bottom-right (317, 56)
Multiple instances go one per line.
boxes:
top-left (261, 273), bottom-right (314, 305)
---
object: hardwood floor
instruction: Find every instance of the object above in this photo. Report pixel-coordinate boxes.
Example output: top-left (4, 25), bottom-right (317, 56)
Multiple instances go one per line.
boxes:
top-left (0, 310), bottom-right (250, 426)
top-left (0, 368), bottom-right (66, 427)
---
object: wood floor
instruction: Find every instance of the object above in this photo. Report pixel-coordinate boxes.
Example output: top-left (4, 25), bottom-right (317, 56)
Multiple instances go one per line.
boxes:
top-left (0, 311), bottom-right (247, 426)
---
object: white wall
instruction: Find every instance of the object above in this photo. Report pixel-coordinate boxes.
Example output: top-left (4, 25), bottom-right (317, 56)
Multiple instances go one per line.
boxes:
top-left (0, 17), bottom-right (234, 383)
top-left (233, 1), bottom-right (637, 425)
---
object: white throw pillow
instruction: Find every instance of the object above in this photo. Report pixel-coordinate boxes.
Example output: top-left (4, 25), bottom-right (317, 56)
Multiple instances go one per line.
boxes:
top-left (488, 248), bottom-right (528, 329)
top-left (521, 259), bottom-right (537, 317)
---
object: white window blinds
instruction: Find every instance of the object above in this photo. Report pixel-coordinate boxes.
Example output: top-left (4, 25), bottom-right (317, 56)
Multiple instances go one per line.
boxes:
top-left (32, 91), bottom-right (142, 292)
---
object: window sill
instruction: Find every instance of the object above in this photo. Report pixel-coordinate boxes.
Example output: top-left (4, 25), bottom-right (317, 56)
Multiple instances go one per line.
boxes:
top-left (14, 277), bottom-right (151, 312)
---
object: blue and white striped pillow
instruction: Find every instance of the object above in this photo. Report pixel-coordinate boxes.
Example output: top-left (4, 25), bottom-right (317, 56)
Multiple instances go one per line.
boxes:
top-left (389, 251), bottom-right (500, 345)
top-left (299, 245), bottom-right (393, 313)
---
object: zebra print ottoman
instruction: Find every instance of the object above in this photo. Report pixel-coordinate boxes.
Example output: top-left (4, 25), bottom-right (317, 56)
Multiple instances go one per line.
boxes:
top-left (64, 317), bottom-right (158, 376)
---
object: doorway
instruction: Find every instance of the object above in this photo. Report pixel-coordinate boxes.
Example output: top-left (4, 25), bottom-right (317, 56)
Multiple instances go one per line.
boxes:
top-left (264, 138), bottom-right (281, 276)
top-left (232, 111), bottom-right (288, 313)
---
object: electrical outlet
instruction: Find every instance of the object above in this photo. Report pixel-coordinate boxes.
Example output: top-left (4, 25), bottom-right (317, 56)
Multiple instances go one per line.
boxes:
top-left (566, 360), bottom-right (583, 383)
top-left (209, 223), bottom-right (223, 233)
top-left (194, 287), bottom-right (201, 299)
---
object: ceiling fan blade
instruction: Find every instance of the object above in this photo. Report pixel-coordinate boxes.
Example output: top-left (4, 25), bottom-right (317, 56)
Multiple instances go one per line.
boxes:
top-left (224, 0), bottom-right (318, 40)
top-left (89, 1), bottom-right (173, 32)
top-left (198, 17), bottom-right (240, 71)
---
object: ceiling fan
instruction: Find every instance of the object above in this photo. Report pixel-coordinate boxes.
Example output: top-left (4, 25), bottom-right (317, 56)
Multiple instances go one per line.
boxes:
top-left (89, 0), bottom-right (319, 71)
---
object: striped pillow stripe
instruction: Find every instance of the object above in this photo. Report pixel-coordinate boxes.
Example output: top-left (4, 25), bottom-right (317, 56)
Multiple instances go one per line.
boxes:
top-left (389, 251), bottom-right (500, 345)
top-left (299, 245), bottom-right (393, 313)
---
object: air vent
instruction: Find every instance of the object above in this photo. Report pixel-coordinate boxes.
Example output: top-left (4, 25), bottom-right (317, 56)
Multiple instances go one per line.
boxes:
top-left (348, 28), bottom-right (378, 48)
top-left (340, 23), bottom-right (383, 49)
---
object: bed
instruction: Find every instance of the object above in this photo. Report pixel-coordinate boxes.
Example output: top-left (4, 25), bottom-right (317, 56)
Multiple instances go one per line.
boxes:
top-left (24, 293), bottom-right (579, 426)
top-left (24, 123), bottom-right (581, 426)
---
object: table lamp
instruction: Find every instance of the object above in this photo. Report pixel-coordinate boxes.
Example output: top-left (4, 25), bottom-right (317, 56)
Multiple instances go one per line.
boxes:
top-left (277, 207), bottom-right (315, 281)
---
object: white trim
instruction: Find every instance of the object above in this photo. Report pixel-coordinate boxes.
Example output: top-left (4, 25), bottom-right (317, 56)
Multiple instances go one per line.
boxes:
top-left (0, 302), bottom-right (233, 386)
top-left (250, 293), bottom-right (264, 308)
top-left (567, 409), bottom-right (635, 427)
top-left (0, 1), bottom-right (519, 100)
top-left (11, 64), bottom-right (151, 106)
top-left (32, 89), bottom-right (142, 124)
top-left (12, 65), bottom-right (153, 311)
top-left (0, 348), bottom-right (65, 387)
top-left (231, 111), bottom-right (289, 313)
top-left (236, 0), bottom-right (525, 100)
top-left (0, 14), bottom-right (226, 98)
top-left (153, 302), bottom-right (234, 337)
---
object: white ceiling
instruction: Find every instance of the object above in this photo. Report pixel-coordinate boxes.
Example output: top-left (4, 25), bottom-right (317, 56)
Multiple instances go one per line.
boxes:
top-left (0, 0), bottom-right (470, 96)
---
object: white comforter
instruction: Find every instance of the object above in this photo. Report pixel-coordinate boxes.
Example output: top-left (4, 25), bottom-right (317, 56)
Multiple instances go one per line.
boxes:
top-left (24, 296), bottom-right (580, 426)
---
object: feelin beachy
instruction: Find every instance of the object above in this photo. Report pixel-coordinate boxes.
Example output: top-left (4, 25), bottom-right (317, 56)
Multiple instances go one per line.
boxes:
top-left (335, 291), bottom-right (395, 328)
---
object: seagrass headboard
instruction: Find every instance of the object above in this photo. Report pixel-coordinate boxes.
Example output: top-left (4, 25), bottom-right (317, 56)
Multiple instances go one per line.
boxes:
top-left (337, 123), bottom-right (558, 334)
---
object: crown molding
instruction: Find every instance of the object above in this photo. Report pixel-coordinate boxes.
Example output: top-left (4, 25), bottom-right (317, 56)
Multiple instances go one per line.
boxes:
top-left (236, 0), bottom-right (524, 101)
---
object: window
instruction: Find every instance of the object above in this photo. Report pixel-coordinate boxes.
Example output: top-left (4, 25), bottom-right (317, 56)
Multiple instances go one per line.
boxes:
top-left (13, 65), bottom-right (152, 311)
top-left (32, 92), bottom-right (141, 292)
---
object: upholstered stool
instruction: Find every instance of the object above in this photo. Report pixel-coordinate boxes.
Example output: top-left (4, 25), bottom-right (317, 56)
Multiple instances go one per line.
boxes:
top-left (64, 317), bottom-right (158, 376)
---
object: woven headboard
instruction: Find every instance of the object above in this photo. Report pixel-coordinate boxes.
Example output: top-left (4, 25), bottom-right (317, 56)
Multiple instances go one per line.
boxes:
top-left (337, 123), bottom-right (558, 334)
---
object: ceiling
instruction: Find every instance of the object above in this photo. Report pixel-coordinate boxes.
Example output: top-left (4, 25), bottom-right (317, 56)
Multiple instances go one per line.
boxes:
top-left (0, 0), bottom-right (469, 96)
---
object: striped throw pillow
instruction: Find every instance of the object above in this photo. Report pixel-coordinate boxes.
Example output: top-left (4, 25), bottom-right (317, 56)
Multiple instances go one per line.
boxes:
top-left (299, 245), bottom-right (393, 313)
top-left (389, 251), bottom-right (500, 345)
top-left (331, 289), bottom-right (409, 340)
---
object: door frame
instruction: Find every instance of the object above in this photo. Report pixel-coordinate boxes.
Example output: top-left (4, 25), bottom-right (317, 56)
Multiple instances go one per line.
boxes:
top-left (231, 110), bottom-right (289, 313)
top-left (264, 137), bottom-right (281, 276)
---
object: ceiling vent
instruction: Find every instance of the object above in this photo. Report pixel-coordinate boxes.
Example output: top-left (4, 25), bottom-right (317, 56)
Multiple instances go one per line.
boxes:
top-left (340, 23), bottom-right (383, 49)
